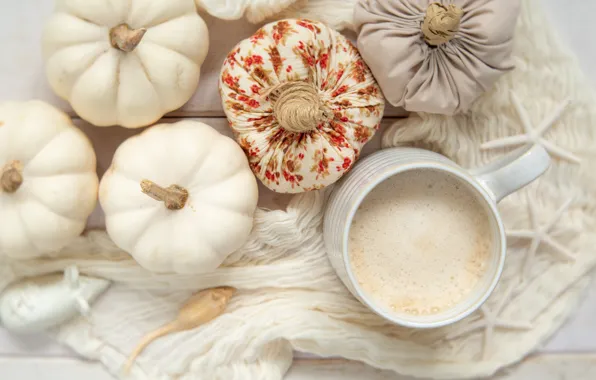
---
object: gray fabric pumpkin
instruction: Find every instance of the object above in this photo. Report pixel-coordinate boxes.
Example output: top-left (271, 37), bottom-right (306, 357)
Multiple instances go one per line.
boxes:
top-left (354, 0), bottom-right (521, 115)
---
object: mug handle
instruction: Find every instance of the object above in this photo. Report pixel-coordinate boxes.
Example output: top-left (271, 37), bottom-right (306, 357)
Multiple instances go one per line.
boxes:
top-left (470, 145), bottom-right (551, 202)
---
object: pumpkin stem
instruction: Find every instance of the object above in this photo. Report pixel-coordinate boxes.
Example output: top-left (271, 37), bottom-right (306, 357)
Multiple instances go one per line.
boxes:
top-left (267, 81), bottom-right (332, 134)
top-left (421, 3), bottom-right (463, 46)
top-left (123, 287), bottom-right (235, 373)
top-left (109, 24), bottom-right (147, 52)
top-left (1, 160), bottom-right (23, 193)
top-left (140, 180), bottom-right (189, 210)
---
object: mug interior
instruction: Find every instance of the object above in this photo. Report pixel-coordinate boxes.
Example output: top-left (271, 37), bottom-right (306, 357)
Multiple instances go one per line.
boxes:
top-left (344, 164), bottom-right (505, 329)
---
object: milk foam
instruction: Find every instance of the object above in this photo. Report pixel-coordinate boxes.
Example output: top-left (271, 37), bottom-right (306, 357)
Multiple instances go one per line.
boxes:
top-left (349, 169), bottom-right (492, 316)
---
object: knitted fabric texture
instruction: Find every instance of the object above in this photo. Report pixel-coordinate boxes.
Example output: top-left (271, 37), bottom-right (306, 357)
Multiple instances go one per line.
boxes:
top-left (1, 0), bottom-right (595, 379)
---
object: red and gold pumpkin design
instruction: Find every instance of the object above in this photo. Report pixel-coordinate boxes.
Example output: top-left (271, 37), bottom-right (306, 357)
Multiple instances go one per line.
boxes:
top-left (220, 19), bottom-right (384, 193)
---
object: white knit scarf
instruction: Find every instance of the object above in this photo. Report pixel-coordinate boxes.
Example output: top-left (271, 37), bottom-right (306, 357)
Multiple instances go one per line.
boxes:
top-left (1, 0), bottom-right (596, 379)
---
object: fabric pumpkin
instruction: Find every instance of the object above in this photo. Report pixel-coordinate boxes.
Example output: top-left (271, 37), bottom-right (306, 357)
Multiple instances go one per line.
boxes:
top-left (220, 19), bottom-right (385, 193)
top-left (99, 121), bottom-right (259, 274)
top-left (0, 101), bottom-right (98, 259)
top-left (354, 0), bottom-right (520, 115)
top-left (43, 0), bottom-right (209, 128)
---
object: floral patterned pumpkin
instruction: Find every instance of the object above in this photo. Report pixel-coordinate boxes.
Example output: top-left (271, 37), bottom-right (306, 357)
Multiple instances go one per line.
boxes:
top-left (220, 19), bottom-right (384, 193)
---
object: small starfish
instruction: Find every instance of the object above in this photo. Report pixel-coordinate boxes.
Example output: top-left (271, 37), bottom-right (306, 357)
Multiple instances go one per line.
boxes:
top-left (444, 284), bottom-right (532, 359)
top-left (481, 92), bottom-right (580, 163)
top-left (507, 195), bottom-right (576, 280)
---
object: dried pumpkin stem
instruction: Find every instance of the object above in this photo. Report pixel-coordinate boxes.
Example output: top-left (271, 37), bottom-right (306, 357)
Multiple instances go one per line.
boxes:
top-left (1, 160), bottom-right (23, 193)
top-left (124, 286), bottom-right (236, 373)
top-left (109, 24), bottom-right (147, 52)
top-left (421, 3), bottom-right (463, 46)
top-left (140, 180), bottom-right (189, 210)
top-left (267, 81), bottom-right (332, 134)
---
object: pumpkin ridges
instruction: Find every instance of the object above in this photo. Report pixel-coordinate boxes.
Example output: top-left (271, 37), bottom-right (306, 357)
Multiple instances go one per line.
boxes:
top-left (109, 24), bottom-right (147, 53)
top-left (1, 160), bottom-right (24, 193)
top-left (0, 101), bottom-right (99, 258)
top-left (140, 179), bottom-right (189, 210)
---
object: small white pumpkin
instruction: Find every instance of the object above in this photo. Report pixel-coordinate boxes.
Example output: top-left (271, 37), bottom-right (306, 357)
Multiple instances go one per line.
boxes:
top-left (42, 0), bottom-right (209, 128)
top-left (99, 121), bottom-right (259, 274)
top-left (0, 267), bottom-right (110, 334)
top-left (0, 101), bottom-right (98, 259)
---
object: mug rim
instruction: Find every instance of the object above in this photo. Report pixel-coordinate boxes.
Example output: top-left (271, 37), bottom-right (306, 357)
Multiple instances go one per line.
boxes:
top-left (342, 161), bottom-right (507, 329)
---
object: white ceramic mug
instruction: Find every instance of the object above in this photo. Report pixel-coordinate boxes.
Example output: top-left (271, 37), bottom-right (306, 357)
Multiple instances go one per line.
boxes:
top-left (324, 145), bottom-right (550, 328)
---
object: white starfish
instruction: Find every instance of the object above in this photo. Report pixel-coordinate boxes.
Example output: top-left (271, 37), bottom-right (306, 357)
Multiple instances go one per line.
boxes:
top-left (481, 93), bottom-right (580, 164)
top-left (507, 195), bottom-right (576, 280)
top-left (444, 284), bottom-right (532, 359)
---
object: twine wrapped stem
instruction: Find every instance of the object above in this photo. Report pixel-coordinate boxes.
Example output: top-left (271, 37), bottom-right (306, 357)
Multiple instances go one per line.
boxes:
top-left (421, 3), bottom-right (464, 46)
top-left (267, 81), bottom-right (332, 133)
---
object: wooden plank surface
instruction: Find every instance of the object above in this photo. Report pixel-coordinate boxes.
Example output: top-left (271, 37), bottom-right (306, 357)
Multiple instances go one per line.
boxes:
top-left (287, 355), bottom-right (596, 379)
top-left (0, 354), bottom-right (594, 380)
top-left (0, 0), bottom-right (407, 119)
top-left (81, 117), bottom-right (391, 229)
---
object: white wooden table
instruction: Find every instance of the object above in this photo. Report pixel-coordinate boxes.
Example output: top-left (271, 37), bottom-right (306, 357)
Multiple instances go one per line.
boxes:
top-left (1, 1), bottom-right (596, 378)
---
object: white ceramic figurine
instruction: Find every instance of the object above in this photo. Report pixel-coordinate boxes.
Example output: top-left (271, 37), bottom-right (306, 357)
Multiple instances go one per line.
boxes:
top-left (0, 266), bottom-right (110, 334)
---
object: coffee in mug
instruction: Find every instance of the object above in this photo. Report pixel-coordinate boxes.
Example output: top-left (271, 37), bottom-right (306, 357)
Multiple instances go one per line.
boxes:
top-left (324, 146), bottom-right (551, 328)
top-left (349, 169), bottom-right (493, 316)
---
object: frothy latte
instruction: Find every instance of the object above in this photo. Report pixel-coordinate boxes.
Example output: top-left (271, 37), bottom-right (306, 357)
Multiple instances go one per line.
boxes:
top-left (349, 169), bottom-right (493, 316)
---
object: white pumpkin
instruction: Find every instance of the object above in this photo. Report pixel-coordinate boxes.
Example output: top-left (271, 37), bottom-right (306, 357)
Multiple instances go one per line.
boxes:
top-left (99, 120), bottom-right (259, 274)
top-left (42, 0), bottom-right (209, 128)
top-left (0, 266), bottom-right (110, 334)
top-left (195, 0), bottom-right (299, 23)
top-left (0, 101), bottom-right (98, 259)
